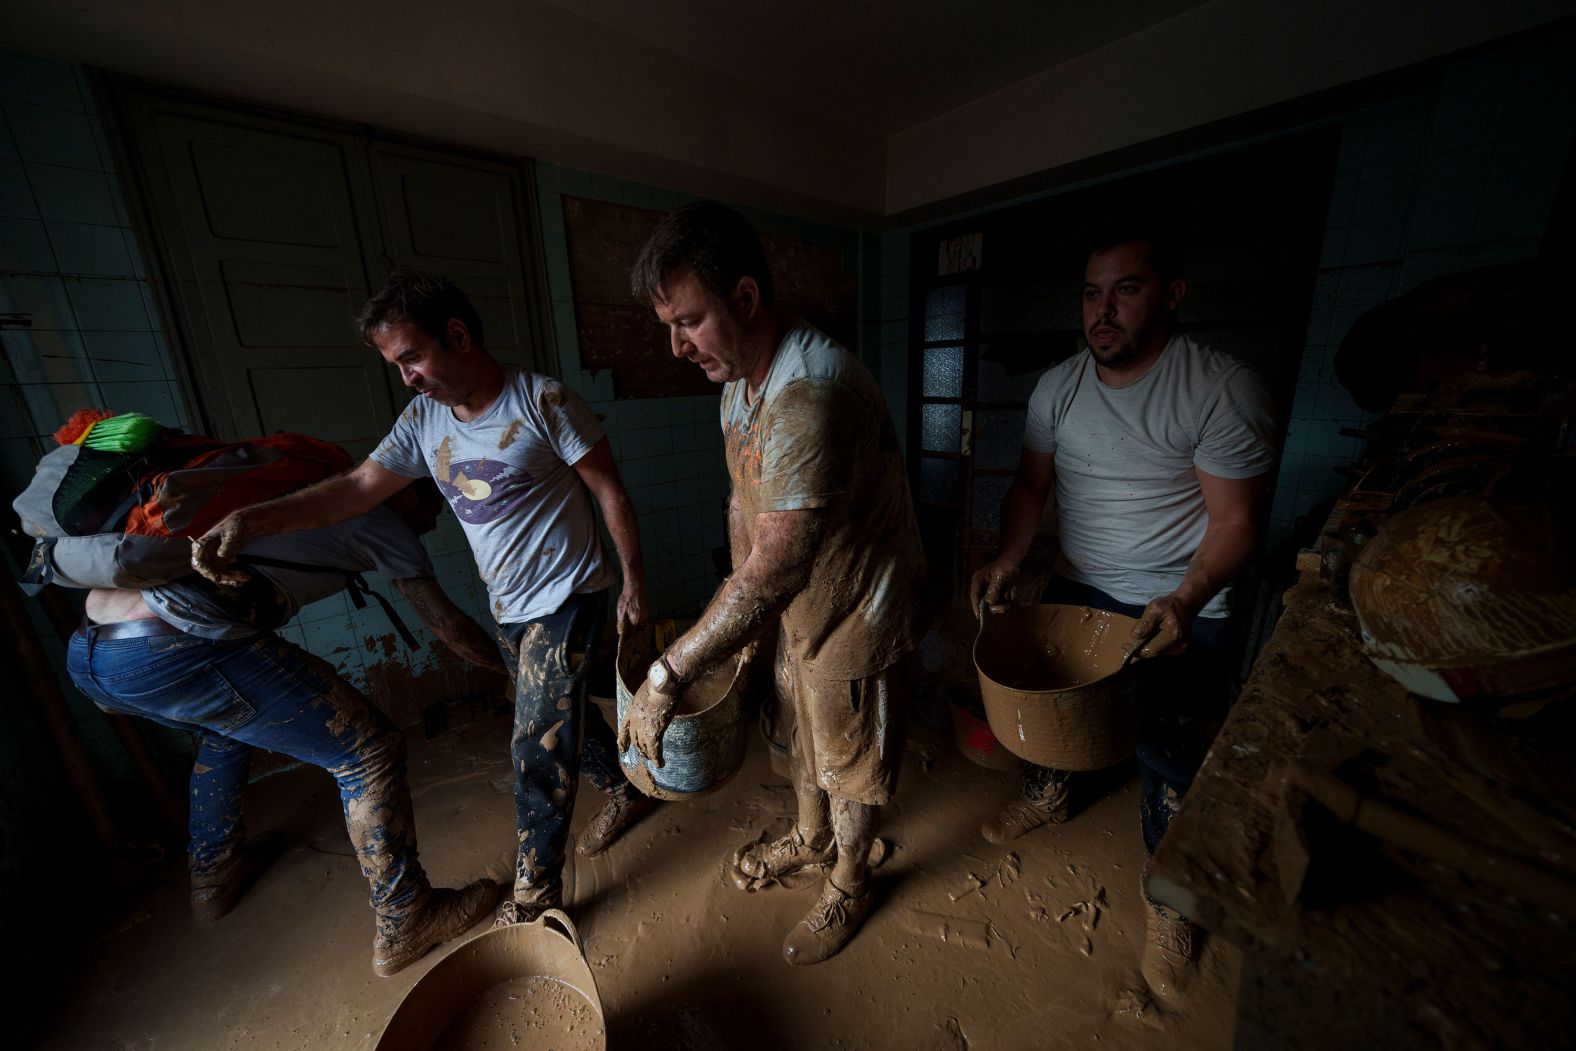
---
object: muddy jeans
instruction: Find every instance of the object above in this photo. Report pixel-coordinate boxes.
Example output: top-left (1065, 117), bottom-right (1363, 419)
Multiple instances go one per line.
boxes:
top-left (66, 627), bottom-right (428, 917)
top-left (1026, 579), bottom-right (1232, 857)
top-left (495, 589), bottom-right (627, 905)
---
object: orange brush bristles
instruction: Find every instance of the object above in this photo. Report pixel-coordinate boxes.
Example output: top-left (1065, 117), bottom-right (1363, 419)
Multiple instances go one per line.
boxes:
top-left (54, 408), bottom-right (115, 446)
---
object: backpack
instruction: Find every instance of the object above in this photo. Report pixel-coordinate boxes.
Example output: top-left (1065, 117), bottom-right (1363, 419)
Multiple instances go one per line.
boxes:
top-left (16, 431), bottom-right (352, 593)
top-left (16, 423), bottom-right (421, 650)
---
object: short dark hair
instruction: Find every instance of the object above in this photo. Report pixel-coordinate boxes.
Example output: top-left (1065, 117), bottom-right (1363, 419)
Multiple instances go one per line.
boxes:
top-left (356, 268), bottom-right (484, 349)
top-left (630, 200), bottom-right (775, 309)
top-left (1085, 231), bottom-right (1183, 283)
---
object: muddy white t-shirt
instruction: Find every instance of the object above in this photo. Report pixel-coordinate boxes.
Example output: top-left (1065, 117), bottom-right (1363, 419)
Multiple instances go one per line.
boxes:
top-left (722, 324), bottom-right (925, 679)
top-left (1023, 333), bottom-right (1276, 616)
top-left (370, 369), bottom-right (612, 624)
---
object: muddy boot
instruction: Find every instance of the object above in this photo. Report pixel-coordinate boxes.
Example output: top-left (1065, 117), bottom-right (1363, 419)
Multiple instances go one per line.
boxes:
top-left (781, 877), bottom-right (873, 966)
top-left (372, 878), bottom-right (499, 977)
top-left (492, 886), bottom-right (563, 929)
top-left (980, 777), bottom-right (1071, 844)
top-left (577, 785), bottom-right (660, 858)
top-left (1140, 897), bottom-right (1198, 1002)
top-left (190, 833), bottom-right (283, 925)
top-left (731, 826), bottom-right (835, 884)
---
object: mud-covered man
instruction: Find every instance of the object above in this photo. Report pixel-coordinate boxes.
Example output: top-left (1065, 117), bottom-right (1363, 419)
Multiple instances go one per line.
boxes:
top-left (623, 202), bottom-right (925, 965)
top-left (68, 482), bottom-right (500, 975)
top-left (193, 270), bottom-right (656, 928)
top-left (968, 232), bottom-right (1277, 1000)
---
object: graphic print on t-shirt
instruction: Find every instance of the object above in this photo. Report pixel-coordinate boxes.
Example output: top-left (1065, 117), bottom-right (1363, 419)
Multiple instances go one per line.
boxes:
top-left (433, 436), bottom-right (535, 525)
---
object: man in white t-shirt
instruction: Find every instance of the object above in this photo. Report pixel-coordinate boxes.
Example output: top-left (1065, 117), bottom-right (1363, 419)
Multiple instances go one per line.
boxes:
top-left (193, 271), bottom-right (655, 928)
top-left (969, 233), bottom-right (1277, 1002)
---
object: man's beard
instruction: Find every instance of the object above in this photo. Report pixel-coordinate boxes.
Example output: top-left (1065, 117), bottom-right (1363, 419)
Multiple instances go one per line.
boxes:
top-left (1088, 331), bottom-right (1139, 368)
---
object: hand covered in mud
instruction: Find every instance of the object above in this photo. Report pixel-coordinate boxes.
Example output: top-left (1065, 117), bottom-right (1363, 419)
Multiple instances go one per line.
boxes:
top-left (616, 578), bottom-right (647, 635)
top-left (190, 512), bottom-right (253, 588)
top-left (618, 675), bottom-right (683, 767)
top-left (1128, 593), bottom-right (1196, 660)
top-left (968, 558), bottom-right (1020, 617)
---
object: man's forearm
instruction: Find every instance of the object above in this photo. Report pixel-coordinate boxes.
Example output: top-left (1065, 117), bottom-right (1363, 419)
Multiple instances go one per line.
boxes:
top-left (597, 485), bottom-right (646, 587)
top-left (666, 508), bottom-right (821, 682)
top-left (1170, 520), bottom-right (1258, 614)
top-left (995, 477), bottom-right (1046, 565)
top-left (235, 473), bottom-right (379, 538)
top-left (397, 577), bottom-right (507, 672)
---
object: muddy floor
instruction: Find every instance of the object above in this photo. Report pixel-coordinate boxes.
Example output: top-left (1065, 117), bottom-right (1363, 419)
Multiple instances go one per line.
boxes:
top-left (40, 700), bottom-right (1240, 1050)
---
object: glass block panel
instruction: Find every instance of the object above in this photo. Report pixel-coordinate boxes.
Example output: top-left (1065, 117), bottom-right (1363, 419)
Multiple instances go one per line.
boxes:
top-left (922, 344), bottom-right (964, 397)
top-left (976, 358), bottom-right (1047, 403)
top-left (919, 457), bottom-right (961, 504)
top-left (975, 409), bottom-right (1027, 470)
top-left (920, 403), bottom-right (961, 453)
top-left (924, 284), bottom-right (965, 342)
top-left (972, 474), bottom-right (1013, 529)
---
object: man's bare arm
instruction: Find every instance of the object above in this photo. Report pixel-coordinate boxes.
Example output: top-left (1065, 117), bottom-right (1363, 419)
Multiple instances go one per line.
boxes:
top-left (395, 576), bottom-right (508, 675)
top-left (663, 505), bottom-right (825, 683)
top-left (967, 446), bottom-right (1056, 612)
top-left (726, 488), bottom-right (751, 572)
top-left (191, 459), bottom-right (411, 586)
top-left (617, 504), bottom-right (824, 763)
top-left (571, 436), bottom-right (647, 632)
top-left (1131, 468), bottom-right (1265, 656)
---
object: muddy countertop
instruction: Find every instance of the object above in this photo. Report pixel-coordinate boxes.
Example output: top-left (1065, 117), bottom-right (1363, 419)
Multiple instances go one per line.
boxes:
top-left (1147, 572), bottom-right (1575, 1048)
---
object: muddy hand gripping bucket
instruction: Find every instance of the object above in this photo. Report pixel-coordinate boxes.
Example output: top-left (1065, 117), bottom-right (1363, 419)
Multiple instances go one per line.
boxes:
top-left (616, 619), bottom-right (748, 800)
top-left (374, 909), bottom-right (604, 1050)
top-left (972, 603), bottom-right (1139, 771)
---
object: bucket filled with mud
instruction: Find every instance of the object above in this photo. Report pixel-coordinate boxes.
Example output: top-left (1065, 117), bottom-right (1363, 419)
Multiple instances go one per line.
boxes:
top-left (616, 619), bottom-right (747, 800)
top-left (374, 909), bottom-right (604, 1051)
top-left (972, 604), bottom-right (1139, 771)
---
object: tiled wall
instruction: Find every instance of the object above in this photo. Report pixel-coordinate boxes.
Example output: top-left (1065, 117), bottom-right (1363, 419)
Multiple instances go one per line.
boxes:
top-left (1266, 29), bottom-right (1576, 548)
top-left (0, 49), bottom-right (192, 791)
top-left (532, 163), bottom-right (868, 618)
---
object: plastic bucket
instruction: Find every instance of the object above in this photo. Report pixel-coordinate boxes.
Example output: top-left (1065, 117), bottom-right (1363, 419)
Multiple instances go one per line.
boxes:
top-left (948, 681), bottom-right (1020, 771)
top-left (972, 604), bottom-right (1138, 771)
top-left (373, 909), bottom-right (604, 1051)
top-left (616, 620), bottom-right (747, 800)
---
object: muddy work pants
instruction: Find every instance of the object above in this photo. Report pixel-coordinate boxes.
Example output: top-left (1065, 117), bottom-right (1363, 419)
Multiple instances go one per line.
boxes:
top-left (1025, 579), bottom-right (1232, 856)
top-left (495, 589), bottom-right (628, 906)
top-left (67, 626), bottom-right (428, 917)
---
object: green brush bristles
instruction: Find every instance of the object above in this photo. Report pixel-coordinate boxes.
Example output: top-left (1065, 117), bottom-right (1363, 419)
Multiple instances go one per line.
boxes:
top-left (82, 412), bottom-right (165, 453)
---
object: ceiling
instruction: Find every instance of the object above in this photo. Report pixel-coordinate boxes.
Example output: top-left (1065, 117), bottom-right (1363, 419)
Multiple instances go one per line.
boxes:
top-left (543, 0), bottom-right (1208, 135)
top-left (0, 0), bottom-right (1568, 219)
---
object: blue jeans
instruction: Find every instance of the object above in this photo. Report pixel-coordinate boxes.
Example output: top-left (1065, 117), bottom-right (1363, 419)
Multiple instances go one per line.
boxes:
top-left (496, 589), bottom-right (628, 905)
top-left (67, 628), bottom-right (429, 919)
top-left (1029, 579), bottom-right (1232, 857)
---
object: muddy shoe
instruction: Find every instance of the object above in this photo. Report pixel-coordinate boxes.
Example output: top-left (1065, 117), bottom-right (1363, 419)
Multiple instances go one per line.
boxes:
top-left (190, 832), bottom-right (284, 925)
top-left (372, 879), bottom-right (499, 977)
top-left (1140, 898), bottom-right (1198, 1002)
top-left (980, 778), bottom-right (1071, 844)
top-left (731, 827), bottom-right (835, 886)
top-left (577, 786), bottom-right (660, 858)
top-left (491, 892), bottom-right (564, 929)
top-left (781, 878), bottom-right (873, 966)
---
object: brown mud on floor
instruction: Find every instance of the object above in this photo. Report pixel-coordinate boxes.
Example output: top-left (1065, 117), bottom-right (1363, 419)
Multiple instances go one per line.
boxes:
top-left (40, 704), bottom-right (1239, 1050)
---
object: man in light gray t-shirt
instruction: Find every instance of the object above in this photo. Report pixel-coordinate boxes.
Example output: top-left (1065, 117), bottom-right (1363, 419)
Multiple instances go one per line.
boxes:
top-left (193, 270), bottom-right (654, 929)
top-left (370, 368), bottom-right (614, 625)
top-left (969, 233), bottom-right (1277, 1004)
